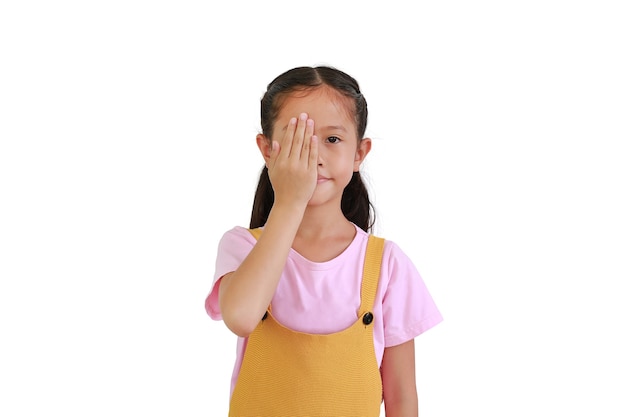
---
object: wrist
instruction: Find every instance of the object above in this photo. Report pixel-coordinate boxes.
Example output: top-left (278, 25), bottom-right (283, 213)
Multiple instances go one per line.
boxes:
top-left (271, 198), bottom-right (307, 217)
top-left (262, 201), bottom-right (304, 233)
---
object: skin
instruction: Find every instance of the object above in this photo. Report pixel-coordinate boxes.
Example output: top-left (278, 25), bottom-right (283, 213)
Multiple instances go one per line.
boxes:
top-left (218, 85), bottom-right (419, 416)
top-left (381, 340), bottom-right (419, 416)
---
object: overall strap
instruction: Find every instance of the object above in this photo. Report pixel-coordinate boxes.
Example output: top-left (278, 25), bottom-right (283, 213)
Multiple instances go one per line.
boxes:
top-left (248, 227), bottom-right (263, 240)
top-left (358, 235), bottom-right (385, 317)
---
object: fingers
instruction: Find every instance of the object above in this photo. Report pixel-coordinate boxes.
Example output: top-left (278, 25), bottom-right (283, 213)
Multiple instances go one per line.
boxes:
top-left (266, 113), bottom-right (318, 206)
top-left (290, 113), bottom-right (309, 158)
top-left (274, 112), bottom-right (316, 167)
top-left (308, 135), bottom-right (318, 169)
top-left (279, 117), bottom-right (297, 159)
top-left (300, 117), bottom-right (315, 160)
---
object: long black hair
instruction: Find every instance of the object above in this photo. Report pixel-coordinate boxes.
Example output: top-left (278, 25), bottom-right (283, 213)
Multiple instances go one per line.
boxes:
top-left (249, 66), bottom-right (375, 232)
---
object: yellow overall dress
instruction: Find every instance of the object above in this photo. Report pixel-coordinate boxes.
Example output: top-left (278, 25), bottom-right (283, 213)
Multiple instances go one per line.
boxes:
top-left (229, 228), bottom-right (385, 417)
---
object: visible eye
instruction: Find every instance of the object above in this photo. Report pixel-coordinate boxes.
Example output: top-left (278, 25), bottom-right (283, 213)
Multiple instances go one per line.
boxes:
top-left (326, 136), bottom-right (341, 144)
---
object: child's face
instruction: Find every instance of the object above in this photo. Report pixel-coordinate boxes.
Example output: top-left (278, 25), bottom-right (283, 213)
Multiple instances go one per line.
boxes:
top-left (270, 85), bottom-right (371, 207)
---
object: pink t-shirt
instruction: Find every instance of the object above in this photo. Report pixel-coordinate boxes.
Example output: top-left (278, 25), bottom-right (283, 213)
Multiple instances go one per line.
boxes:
top-left (206, 224), bottom-right (443, 395)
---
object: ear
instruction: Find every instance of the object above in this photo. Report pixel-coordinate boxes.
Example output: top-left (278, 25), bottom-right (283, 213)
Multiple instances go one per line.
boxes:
top-left (256, 134), bottom-right (272, 167)
top-left (353, 137), bottom-right (372, 172)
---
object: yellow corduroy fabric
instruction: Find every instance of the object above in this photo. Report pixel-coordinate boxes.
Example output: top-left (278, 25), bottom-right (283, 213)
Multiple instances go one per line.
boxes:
top-left (229, 228), bottom-right (385, 417)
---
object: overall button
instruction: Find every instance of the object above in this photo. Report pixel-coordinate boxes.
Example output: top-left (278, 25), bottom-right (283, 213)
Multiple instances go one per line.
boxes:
top-left (363, 312), bottom-right (374, 325)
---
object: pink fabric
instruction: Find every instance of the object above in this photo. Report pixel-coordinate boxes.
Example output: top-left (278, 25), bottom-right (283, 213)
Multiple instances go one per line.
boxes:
top-left (206, 224), bottom-right (443, 395)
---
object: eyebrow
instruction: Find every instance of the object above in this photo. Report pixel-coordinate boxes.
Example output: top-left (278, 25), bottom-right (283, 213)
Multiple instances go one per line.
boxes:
top-left (321, 125), bottom-right (347, 132)
top-left (280, 124), bottom-right (348, 132)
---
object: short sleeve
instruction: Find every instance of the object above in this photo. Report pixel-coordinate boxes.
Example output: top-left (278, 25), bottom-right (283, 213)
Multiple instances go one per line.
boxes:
top-left (381, 241), bottom-right (443, 347)
top-left (205, 226), bottom-right (257, 320)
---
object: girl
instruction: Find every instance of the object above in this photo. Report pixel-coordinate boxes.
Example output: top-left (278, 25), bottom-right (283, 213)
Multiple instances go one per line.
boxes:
top-left (206, 66), bottom-right (442, 417)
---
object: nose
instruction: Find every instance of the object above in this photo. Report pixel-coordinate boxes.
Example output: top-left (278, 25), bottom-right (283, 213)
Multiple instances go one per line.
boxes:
top-left (316, 144), bottom-right (325, 166)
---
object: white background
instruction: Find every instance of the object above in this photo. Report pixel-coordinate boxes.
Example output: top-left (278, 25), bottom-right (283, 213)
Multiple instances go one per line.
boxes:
top-left (1, 1), bottom-right (625, 416)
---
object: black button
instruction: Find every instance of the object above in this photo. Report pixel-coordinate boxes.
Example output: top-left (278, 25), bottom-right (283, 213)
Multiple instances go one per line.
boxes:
top-left (262, 311), bottom-right (268, 321)
top-left (363, 312), bottom-right (374, 325)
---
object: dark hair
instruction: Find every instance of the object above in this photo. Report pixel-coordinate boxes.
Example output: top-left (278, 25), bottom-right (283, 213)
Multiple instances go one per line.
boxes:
top-left (250, 66), bottom-right (375, 232)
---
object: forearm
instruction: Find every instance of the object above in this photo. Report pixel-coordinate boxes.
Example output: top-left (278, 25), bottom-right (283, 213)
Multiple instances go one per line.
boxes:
top-left (381, 341), bottom-right (419, 417)
top-left (219, 201), bottom-right (305, 336)
top-left (384, 396), bottom-right (418, 417)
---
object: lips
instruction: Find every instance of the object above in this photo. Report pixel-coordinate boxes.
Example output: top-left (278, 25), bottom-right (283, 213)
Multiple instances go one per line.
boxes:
top-left (317, 175), bottom-right (330, 183)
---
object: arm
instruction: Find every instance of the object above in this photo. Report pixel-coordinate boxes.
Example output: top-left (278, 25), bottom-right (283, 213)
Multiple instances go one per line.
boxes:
top-left (218, 113), bottom-right (318, 337)
top-left (218, 202), bottom-right (304, 336)
top-left (381, 339), bottom-right (419, 417)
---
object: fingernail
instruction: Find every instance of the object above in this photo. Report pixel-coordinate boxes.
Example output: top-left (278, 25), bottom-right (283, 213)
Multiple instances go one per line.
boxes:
top-left (299, 113), bottom-right (308, 121)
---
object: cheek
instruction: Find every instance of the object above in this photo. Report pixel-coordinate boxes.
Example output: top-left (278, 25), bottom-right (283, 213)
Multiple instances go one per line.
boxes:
top-left (339, 152), bottom-right (358, 171)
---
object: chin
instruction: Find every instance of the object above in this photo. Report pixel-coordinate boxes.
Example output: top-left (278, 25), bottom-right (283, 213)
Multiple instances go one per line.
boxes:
top-left (307, 193), bottom-right (341, 208)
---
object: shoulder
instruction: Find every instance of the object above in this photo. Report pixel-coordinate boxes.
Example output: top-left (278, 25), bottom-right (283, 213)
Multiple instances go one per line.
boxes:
top-left (369, 232), bottom-right (426, 295)
top-left (382, 239), bottom-right (417, 270)
top-left (353, 228), bottom-right (422, 285)
top-left (219, 226), bottom-right (256, 242)
top-left (365, 230), bottom-right (416, 270)
top-left (216, 226), bottom-right (258, 254)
